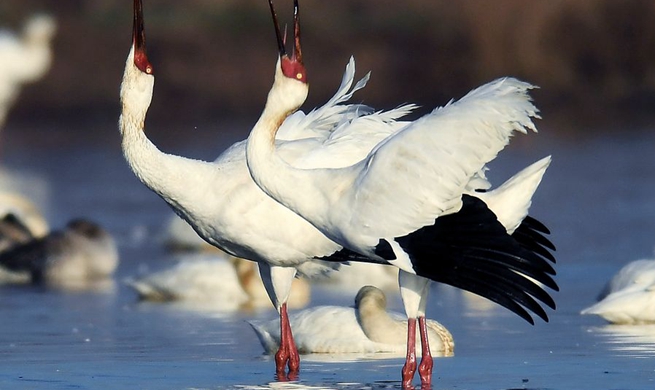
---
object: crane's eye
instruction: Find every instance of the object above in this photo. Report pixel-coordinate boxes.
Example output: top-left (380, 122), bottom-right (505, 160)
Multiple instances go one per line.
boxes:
top-left (281, 57), bottom-right (306, 83)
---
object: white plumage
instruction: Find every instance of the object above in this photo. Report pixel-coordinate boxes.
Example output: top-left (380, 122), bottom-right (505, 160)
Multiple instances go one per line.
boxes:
top-left (248, 75), bottom-right (544, 272)
top-left (250, 285), bottom-right (454, 356)
top-left (162, 215), bottom-right (398, 293)
top-left (581, 259), bottom-right (655, 324)
top-left (163, 214), bottom-right (214, 251)
top-left (0, 14), bottom-right (56, 127)
top-left (120, 0), bottom-right (416, 374)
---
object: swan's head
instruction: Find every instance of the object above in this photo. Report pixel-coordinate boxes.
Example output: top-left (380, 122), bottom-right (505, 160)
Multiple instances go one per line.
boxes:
top-left (120, 0), bottom-right (155, 117)
top-left (267, 0), bottom-right (308, 114)
top-left (65, 219), bottom-right (119, 279)
top-left (355, 285), bottom-right (387, 311)
top-left (66, 219), bottom-right (108, 241)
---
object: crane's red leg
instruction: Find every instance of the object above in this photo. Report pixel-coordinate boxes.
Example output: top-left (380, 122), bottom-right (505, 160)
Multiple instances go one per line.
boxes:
top-left (417, 316), bottom-right (433, 386)
top-left (275, 303), bottom-right (300, 378)
top-left (402, 317), bottom-right (418, 389)
top-left (284, 306), bottom-right (300, 374)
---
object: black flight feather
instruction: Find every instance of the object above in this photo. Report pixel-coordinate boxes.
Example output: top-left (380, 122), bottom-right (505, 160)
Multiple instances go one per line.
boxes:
top-left (394, 194), bottom-right (558, 324)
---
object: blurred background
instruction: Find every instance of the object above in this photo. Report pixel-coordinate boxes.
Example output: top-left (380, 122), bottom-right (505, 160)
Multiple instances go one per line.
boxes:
top-left (2, 0), bottom-right (655, 133)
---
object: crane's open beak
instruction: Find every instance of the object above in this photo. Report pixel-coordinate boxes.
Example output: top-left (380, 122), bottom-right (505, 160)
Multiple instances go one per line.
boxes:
top-left (133, 0), bottom-right (153, 74)
top-left (269, 0), bottom-right (306, 83)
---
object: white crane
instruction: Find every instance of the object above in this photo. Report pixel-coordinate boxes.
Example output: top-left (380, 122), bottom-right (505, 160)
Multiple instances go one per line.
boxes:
top-left (120, 0), bottom-right (416, 376)
top-left (0, 14), bottom-right (56, 128)
top-left (246, 1), bottom-right (558, 387)
top-left (249, 285), bottom-right (454, 356)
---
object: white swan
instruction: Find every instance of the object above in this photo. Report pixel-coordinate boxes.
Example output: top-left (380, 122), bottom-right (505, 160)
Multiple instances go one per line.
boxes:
top-left (0, 219), bottom-right (118, 288)
top-left (250, 285), bottom-right (454, 356)
top-left (581, 259), bottom-right (655, 324)
top-left (127, 252), bottom-right (310, 311)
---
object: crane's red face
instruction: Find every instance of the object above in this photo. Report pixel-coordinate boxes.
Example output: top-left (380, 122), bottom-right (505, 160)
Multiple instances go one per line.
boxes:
top-left (269, 0), bottom-right (307, 83)
top-left (133, 0), bottom-right (154, 75)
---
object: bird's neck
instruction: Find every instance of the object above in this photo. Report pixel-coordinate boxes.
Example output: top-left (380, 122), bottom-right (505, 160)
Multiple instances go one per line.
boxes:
top-left (246, 92), bottom-right (334, 229)
top-left (119, 107), bottom-right (218, 222)
top-left (357, 301), bottom-right (405, 344)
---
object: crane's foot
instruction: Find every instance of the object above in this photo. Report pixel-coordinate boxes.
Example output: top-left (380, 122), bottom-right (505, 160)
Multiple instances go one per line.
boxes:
top-left (288, 347), bottom-right (300, 373)
top-left (401, 363), bottom-right (417, 389)
top-left (275, 347), bottom-right (290, 375)
top-left (418, 356), bottom-right (433, 387)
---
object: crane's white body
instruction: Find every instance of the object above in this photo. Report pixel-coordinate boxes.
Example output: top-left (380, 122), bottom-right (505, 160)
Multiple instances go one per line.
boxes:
top-left (0, 15), bottom-right (56, 127)
top-left (250, 286), bottom-right (454, 355)
top-left (120, 49), bottom-right (416, 309)
top-left (581, 259), bottom-right (655, 324)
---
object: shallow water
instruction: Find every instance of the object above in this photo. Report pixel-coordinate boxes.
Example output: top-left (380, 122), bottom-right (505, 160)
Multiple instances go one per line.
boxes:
top-left (1, 123), bottom-right (655, 389)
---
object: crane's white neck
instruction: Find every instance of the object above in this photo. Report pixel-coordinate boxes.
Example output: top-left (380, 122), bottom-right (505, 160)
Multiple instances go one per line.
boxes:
top-left (245, 61), bottom-right (333, 227)
top-left (119, 47), bottom-right (219, 223)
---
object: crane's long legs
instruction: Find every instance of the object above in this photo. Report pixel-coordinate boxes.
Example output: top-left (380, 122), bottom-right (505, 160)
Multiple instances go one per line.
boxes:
top-left (275, 302), bottom-right (300, 379)
top-left (417, 316), bottom-right (433, 386)
top-left (401, 317), bottom-right (418, 389)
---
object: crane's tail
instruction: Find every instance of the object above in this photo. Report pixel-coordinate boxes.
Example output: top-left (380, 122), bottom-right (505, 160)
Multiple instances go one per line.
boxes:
top-left (394, 194), bottom-right (557, 325)
top-left (475, 155), bottom-right (551, 234)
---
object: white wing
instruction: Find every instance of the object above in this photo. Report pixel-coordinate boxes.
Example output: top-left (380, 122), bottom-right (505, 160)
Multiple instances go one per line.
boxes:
top-left (278, 105), bottom-right (416, 170)
top-left (345, 77), bottom-right (539, 241)
top-left (276, 56), bottom-right (373, 141)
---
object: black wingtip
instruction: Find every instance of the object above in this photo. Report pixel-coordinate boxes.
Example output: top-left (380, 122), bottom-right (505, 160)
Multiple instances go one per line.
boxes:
top-left (394, 194), bottom-right (558, 325)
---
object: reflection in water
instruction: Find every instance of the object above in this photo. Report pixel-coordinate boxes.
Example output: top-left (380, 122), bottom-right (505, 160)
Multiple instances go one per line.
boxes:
top-left (591, 324), bottom-right (655, 357)
top-left (236, 383), bottom-right (340, 390)
top-left (235, 380), bottom-right (403, 390)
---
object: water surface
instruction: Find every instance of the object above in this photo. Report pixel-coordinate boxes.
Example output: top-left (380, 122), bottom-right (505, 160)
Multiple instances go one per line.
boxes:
top-left (1, 123), bottom-right (654, 389)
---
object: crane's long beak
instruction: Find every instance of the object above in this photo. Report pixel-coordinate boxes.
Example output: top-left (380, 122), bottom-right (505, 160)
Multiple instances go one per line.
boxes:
top-left (268, 0), bottom-right (286, 58)
top-left (133, 0), bottom-right (153, 74)
top-left (133, 0), bottom-right (146, 52)
top-left (268, 0), bottom-right (303, 64)
top-left (292, 0), bottom-right (302, 64)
